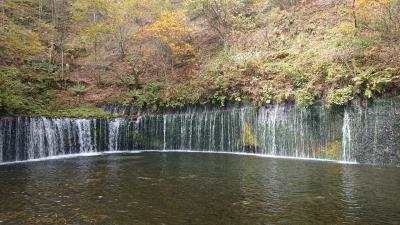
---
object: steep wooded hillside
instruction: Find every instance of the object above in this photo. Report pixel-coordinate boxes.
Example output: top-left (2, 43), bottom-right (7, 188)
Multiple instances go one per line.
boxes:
top-left (1, 0), bottom-right (399, 116)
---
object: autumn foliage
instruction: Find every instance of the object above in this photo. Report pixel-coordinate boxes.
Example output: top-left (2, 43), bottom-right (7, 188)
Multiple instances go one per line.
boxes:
top-left (0, 0), bottom-right (400, 115)
top-left (143, 12), bottom-right (193, 65)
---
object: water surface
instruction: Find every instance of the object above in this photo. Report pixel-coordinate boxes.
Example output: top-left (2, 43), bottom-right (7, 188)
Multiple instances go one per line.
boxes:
top-left (0, 152), bottom-right (399, 224)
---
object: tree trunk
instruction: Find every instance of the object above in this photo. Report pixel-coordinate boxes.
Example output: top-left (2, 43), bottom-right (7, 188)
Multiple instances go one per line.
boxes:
top-left (352, 0), bottom-right (358, 29)
top-left (39, 0), bottom-right (43, 20)
top-left (48, 41), bottom-right (54, 75)
top-left (61, 42), bottom-right (64, 81)
top-left (92, 12), bottom-right (101, 84)
top-left (1, 0), bottom-right (5, 27)
top-left (94, 41), bottom-right (102, 84)
top-left (52, 0), bottom-right (57, 26)
top-left (170, 56), bottom-right (174, 74)
top-left (60, 20), bottom-right (65, 82)
top-left (119, 28), bottom-right (125, 59)
top-left (119, 40), bottom-right (125, 59)
top-left (134, 73), bottom-right (139, 89)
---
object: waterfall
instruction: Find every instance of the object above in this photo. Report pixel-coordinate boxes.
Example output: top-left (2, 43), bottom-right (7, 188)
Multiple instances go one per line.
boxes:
top-left (342, 110), bottom-right (351, 161)
top-left (343, 97), bottom-right (400, 165)
top-left (163, 115), bottom-right (167, 150)
top-left (2, 97), bottom-right (400, 165)
top-left (109, 119), bottom-right (122, 151)
top-left (0, 117), bottom-right (136, 162)
top-left (136, 105), bottom-right (343, 158)
top-left (0, 120), bottom-right (3, 162)
top-left (76, 119), bottom-right (95, 153)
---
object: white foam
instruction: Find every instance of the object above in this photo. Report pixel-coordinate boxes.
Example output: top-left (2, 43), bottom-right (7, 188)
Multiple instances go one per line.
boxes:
top-left (0, 150), bottom-right (358, 166)
top-left (140, 150), bottom-right (358, 164)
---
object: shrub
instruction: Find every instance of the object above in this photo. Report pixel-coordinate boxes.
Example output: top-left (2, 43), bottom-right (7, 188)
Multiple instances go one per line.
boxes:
top-left (284, 66), bottom-right (307, 88)
top-left (117, 75), bottom-right (137, 87)
top-left (127, 90), bottom-right (147, 109)
top-left (0, 67), bottom-right (31, 114)
top-left (326, 86), bottom-right (354, 106)
top-left (351, 63), bottom-right (393, 98)
top-left (268, 0), bottom-right (301, 9)
top-left (28, 61), bottom-right (57, 73)
top-left (69, 83), bottom-right (87, 96)
top-left (160, 82), bottom-right (203, 108)
top-left (126, 82), bottom-right (164, 111)
top-left (352, 38), bottom-right (372, 48)
top-left (295, 89), bottom-right (315, 108)
top-left (254, 85), bottom-right (273, 106)
top-left (36, 107), bottom-right (115, 118)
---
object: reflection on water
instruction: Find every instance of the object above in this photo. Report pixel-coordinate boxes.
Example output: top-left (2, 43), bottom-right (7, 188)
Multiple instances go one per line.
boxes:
top-left (0, 152), bottom-right (399, 225)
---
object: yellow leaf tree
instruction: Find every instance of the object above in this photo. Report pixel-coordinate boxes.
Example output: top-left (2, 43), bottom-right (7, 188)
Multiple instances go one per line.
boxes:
top-left (143, 12), bottom-right (194, 71)
top-left (107, 0), bottom-right (161, 59)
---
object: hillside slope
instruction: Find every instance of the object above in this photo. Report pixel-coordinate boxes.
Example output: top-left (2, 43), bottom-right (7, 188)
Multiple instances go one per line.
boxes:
top-left (1, 0), bottom-right (399, 117)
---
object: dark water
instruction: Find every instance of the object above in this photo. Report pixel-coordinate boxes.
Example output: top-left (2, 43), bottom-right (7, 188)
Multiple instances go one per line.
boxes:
top-left (0, 152), bottom-right (399, 225)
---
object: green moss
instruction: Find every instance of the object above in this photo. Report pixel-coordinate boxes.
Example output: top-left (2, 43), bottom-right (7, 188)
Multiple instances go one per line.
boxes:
top-left (315, 140), bottom-right (341, 160)
top-left (243, 122), bottom-right (256, 147)
top-left (325, 141), bottom-right (341, 160)
top-left (35, 107), bottom-right (120, 119)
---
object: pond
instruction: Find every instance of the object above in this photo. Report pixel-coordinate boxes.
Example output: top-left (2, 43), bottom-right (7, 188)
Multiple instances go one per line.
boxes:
top-left (0, 152), bottom-right (399, 224)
